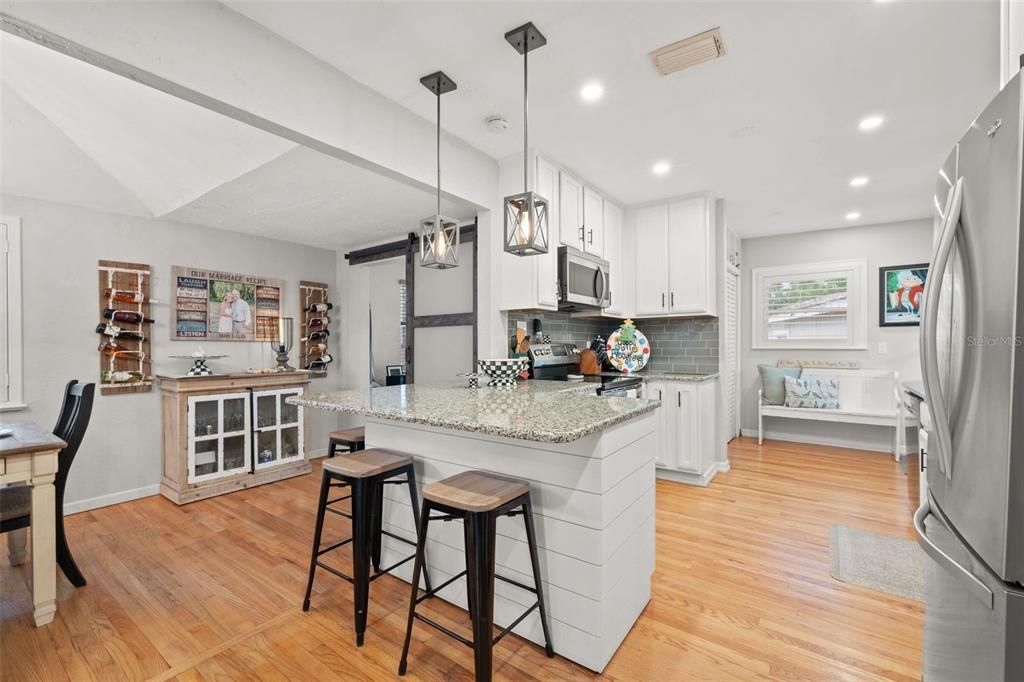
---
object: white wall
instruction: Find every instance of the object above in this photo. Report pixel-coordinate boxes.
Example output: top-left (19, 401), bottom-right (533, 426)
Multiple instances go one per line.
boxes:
top-left (1, 194), bottom-right (340, 511)
top-left (1002, 0), bottom-right (1024, 87)
top-left (740, 218), bottom-right (932, 452)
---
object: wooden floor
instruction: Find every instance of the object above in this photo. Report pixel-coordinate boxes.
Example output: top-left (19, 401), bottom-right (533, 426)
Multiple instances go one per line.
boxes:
top-left (1, 437), bottom-right (923, 681)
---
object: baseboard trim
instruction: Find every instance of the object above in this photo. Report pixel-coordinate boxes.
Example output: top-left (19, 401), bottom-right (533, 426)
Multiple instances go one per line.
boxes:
top-left (740, 428), bottom-right (911, 455)
top-left (308, 448), bottom-right (328, 460)
top-left (656, 463), bottom-right (719, 487)
top-left (64, 484), bottom-right (160, 516)
top-left (716, 461), bottom-right (731, 473)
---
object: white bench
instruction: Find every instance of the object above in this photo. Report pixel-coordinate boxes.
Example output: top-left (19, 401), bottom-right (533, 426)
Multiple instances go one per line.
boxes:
top-left (758, 367), bottom-right (915, 460)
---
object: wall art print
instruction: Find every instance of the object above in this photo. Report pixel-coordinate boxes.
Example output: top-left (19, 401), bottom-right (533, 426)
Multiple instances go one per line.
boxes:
top-left (879, 263), bottom-right (928, 327)
top-left (172, 265), bottom-right (283, 341)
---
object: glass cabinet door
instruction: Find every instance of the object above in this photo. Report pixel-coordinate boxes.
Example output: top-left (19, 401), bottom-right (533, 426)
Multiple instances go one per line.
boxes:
top-left (252, 388), bottom-right (304, 469)
top-left (187, 391), bottom-right (252, 483)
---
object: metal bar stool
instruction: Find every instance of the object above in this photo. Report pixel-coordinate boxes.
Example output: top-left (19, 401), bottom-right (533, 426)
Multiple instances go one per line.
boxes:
top-left (302, 449), bottom-right (432, 646)
top-left (398, 470), bottom-right (555, 681)
top-left (327, 426), bottom-right (365, 457)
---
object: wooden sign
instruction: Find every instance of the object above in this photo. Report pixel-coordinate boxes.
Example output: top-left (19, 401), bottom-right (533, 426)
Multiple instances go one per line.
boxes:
top-left (171, 266), bottom-right (283, 342)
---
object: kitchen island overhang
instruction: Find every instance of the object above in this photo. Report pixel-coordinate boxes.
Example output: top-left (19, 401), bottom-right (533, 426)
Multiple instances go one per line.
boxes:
top-left (289, 382), bottom-right (660, 672)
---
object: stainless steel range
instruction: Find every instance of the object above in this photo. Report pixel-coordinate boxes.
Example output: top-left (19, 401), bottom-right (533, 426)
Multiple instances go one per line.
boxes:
top-left (527, 343), bottom-right (642, 397)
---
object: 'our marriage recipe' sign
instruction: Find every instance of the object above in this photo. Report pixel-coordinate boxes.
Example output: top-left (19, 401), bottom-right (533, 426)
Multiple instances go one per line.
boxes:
top-left (171, 266), bottom-right (283, 342)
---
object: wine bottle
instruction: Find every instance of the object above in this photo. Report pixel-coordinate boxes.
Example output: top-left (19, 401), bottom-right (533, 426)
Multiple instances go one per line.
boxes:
top-left (301, 329), bottom-right (329, 342)
top-left (103, 308), bottom-right (154, 324)
top-left (307, 354), bottom-right (333, 369)
top-left (103, 288), bottom-right (145, 303)
top-left (304, 317), bottom-right (328, 329)
top-left (305, 343), bottom-right (328, 357)
top-left (95, 323), bottom-right (146, 341)
top-left (304, 302), bottom-right (333, 313)
top-left (102, 370), bottom-right (147, 384)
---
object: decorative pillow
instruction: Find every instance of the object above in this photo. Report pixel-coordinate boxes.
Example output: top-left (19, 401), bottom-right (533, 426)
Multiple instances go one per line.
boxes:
top-left (758, 365), bottom-right (802, 405)
top-left (784, 376), bottom-right (840, 409)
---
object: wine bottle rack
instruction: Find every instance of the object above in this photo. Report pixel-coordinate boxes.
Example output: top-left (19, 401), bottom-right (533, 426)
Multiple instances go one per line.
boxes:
top-left (97, 260), bottom-right (154, 395)
top-left (299, 280), bottom-right (331, 376)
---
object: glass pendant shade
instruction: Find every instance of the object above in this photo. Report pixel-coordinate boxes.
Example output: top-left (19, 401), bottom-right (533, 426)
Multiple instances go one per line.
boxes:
top-left (503, 190), bottom-right (549, 256)
top-left (420, 214), bottom-right (459, 269)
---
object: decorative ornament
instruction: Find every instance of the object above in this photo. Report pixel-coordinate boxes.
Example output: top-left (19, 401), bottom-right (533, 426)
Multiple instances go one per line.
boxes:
top-left (606, 319), bottom-right (651, 373)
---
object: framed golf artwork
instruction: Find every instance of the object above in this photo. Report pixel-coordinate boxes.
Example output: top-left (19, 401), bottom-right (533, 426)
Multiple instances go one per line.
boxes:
top-left (879, 263), bottom-right (929, 327)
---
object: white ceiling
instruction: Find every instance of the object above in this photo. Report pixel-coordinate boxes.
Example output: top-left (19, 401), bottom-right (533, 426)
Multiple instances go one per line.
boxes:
top-left (228, 0), bottom-right (1001, 237)
top-left (0, 31), bottom-right (477, 249)
top-left (163, 146), bottom-right (476, 249)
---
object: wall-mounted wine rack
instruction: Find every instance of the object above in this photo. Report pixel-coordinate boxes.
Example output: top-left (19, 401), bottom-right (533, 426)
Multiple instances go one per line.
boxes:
top-left (299, 281), bottom-right (331, 376)
top-left (97, 260), bottom-right (154, 395)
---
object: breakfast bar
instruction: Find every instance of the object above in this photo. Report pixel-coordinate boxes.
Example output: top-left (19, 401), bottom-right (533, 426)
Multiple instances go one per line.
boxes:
top-left (290, 381), bottom-right (660, 672)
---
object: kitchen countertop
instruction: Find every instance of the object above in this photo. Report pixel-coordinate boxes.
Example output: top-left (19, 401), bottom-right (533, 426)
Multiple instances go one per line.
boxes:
top-left (903, 380), bottom-right (925, 401)
top-left (596, 371), bottom-right (719, 383)
top-left (288, 380), bottom-right (660, 443)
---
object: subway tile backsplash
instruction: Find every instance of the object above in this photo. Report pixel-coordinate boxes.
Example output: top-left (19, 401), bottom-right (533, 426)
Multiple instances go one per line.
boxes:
top-left (506, 312), bottom-right (719, 375)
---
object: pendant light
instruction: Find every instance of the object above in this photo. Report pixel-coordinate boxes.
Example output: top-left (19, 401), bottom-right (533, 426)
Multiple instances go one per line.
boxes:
top-left (419, 71), bottom-right (459, 269)
top-left (503, 22), bottom-right (549, 257)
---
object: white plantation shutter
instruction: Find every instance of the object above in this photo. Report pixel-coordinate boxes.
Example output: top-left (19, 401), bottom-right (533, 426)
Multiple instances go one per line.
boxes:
top-left (0, 216), bottom-right (24, 408)
top-left (724, 271), bottom-right (739, 440)
top-left (398, 280), bottom-right (407, 350)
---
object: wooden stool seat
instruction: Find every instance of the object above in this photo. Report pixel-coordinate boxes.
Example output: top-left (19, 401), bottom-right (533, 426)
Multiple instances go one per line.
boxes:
top-left (323, 448), bottom-right (413, 479)
top-left (329, 427), bottom-right (365, 444)
top-left (423, 471), bottom-right (530, 513)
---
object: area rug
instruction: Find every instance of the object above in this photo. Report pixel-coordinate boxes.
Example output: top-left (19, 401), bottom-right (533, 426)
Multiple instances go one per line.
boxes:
top-left (829, 525), bottom-right (926, 602)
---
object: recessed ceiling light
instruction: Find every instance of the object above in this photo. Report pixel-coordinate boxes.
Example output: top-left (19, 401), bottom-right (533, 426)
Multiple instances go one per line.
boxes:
top-left (849, 176), bottom-right (869, 188)
top-left (652, 161), bottom-right (671, 176)
top-left (580, 82), bottom-right (604, 102)
top-left (846, 211), bottom-right (861, 221)
top-left (858, 115), bottom-right (884, 131)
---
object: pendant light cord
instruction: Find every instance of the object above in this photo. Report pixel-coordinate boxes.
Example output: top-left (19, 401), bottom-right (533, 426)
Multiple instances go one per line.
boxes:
top-left (436, 90), bottom-right (441, 217)
top-left (523, 48), bottom-right (528, 193)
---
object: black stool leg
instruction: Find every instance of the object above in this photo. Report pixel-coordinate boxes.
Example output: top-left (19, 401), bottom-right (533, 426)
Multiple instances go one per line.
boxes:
top-left (522, 498), bottom-right (555, 657)
top-left (302, 470), bottom-right (331, 611)
top-left (405, 464), bottom-right (433, 594)
top-left (371, 481), bottom-right (384, 573)
top-left (465, 511), bottom-right (497, 682)
top-left (350, 477), bottom-right (373, 646)
top-left (398, 499), bottom-right (432, 676)
top-left (327, 439), bottom-right (337, 458)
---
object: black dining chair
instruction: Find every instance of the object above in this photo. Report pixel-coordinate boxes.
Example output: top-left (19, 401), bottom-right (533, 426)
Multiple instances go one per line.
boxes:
top-left (1, 380), bottom-right (95, 587)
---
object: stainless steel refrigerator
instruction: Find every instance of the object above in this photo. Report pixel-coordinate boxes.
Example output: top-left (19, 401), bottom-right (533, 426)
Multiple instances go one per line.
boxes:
top-left (917, 69), bottom-right (1024, 681)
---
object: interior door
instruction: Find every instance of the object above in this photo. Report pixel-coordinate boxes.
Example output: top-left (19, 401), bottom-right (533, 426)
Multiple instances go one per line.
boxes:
top-left (927, 75), bottom-right (1023, 582)
top-left (634, 204), bottom-right (668, 315)
top-left (724, 271), bottom-right (740, 441)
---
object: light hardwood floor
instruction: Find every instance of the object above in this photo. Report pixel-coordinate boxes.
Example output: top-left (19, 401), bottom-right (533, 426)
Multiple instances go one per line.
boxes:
top-left (1, 437), bottom-right (923, 681)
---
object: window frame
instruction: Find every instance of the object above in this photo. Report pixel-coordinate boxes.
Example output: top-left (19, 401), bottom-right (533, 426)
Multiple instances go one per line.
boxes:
top-left (1, 215), bottom-right (26, 411)
top-left (751, 258), bottom-right (868, 350)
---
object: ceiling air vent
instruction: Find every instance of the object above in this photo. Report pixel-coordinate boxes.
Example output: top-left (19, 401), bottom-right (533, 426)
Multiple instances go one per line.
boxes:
top-left (648, 27), bottom-right (725, 76)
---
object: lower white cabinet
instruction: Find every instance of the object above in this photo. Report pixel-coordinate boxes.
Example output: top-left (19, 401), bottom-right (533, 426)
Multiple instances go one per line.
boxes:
top-left (645, 380), bottom-right (719, 485)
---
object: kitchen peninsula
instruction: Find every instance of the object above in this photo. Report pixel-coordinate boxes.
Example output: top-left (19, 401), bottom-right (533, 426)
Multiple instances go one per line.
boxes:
top-left (290, 381), bottom-right (659, 672)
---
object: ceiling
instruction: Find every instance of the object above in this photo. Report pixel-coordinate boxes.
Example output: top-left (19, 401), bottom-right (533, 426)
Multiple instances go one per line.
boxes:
top-left (0, 31), bottom-right (477, 250)
top-left (228, 0), bottom-right (1001, 237)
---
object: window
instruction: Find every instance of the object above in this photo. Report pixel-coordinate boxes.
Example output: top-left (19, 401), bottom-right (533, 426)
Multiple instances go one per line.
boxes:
top-left (1, 216), bottom-right (25, 410)
top-left (398, 279), bottom-right (408, 350)
top-left (751, 259), bottom-right (868, 349)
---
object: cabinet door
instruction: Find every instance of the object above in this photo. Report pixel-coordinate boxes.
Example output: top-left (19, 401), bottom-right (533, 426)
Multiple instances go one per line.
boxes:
top-left (633, 204), bottom-right (669, 315)
top-left (253, 387), bottom-right (305, 469)
top-left (536, 157), bottom-right (560, 308)
top-left (672, 384), bottom-right (701, 473)
top-left (583, 186), bottom-right (604, 257)
top-left (668, 196), bottom-right (712, 314)
top-left (559, 172), bottom-right (584, 249)
top-left (603, 201), bottom-right (625, 316)
top-left (187, 391), bottom-right (251, 483)
top-left (647, 383), bottom-right (675, 468)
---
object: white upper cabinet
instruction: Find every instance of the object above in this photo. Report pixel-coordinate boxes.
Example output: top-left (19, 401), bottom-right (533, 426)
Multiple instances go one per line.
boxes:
top-left (632, 193), bottom-right (716, 318)
top-left (633, 203), bottom-right (670, 315)
top-left (559, 172), bottom-right (584, 250)
top-left (535, 156), bottom-right (560, 308)
top-left (582, 186), bottom-right (604, 257)
top-left (603, 200), bottom-right (626, 317)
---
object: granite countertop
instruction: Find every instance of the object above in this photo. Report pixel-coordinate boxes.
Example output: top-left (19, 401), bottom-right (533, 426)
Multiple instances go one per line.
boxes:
top-left (288, 381), bottom-right (660, 443)
top-left (596, 371), bottom-right (719, 383)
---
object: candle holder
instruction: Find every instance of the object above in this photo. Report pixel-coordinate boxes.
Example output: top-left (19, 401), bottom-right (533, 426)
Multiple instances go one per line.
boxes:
top-left (270, 317), bottom-right (295, 371)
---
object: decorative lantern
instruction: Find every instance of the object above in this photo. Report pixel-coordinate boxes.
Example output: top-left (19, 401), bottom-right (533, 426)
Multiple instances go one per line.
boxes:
top-left (418, 71), bottom-right (460, 269)
top-left (503, 21), bottom-right (549, 257)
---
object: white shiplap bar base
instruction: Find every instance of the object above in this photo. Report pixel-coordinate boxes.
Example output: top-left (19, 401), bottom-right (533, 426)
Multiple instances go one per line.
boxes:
top-left (366, 412), bottom-right (658, 673)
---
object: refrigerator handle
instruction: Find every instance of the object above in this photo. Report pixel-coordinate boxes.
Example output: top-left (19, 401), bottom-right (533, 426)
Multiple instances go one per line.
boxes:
top-left (920, 176), bottom-right (964, 480)
top-left (914, 495), bottom-right (994, 609)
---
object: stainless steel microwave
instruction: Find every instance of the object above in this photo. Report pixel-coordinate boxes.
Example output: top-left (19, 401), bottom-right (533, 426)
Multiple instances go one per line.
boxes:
top-left (557, 246), bottom-right (611, 311)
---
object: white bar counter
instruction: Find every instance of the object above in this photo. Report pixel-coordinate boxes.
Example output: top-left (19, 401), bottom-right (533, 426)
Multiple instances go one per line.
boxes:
top-left (290, 381), bottom-right (660, 672)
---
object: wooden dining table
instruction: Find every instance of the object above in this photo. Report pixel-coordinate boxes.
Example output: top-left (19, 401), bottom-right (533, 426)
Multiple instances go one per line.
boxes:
top-left (1, 421), bottom-right (66, 626)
